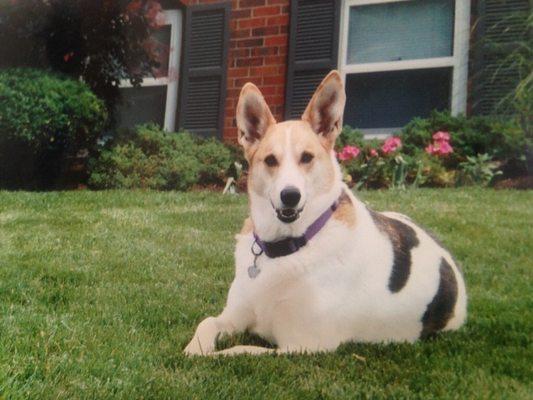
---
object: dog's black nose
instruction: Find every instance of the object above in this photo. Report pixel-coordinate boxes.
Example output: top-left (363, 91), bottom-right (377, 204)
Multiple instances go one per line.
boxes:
top-left (280, 186), bottom-right (301, 208)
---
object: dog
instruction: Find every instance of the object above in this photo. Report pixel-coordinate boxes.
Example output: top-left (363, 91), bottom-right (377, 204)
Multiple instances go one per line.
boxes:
top-left (184, 71), bottom-right (467, 356)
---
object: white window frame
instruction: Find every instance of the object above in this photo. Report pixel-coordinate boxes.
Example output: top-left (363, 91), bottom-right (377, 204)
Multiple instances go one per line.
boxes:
top-left (120, 9), bottom-right (182, 132)
top-left (338, 0), bottom-right (470, 137)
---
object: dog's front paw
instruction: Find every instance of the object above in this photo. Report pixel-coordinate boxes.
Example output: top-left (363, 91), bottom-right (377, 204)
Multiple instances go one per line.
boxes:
top-left (183, 335), bottom-right (215, 356)
top-left (183, 317), bottom-right (220, 356)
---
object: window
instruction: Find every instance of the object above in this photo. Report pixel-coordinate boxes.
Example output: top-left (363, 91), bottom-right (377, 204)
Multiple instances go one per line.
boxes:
top-left (117, 9), bottom-right (182, 131)
top-left (338, 0), bottom-right (470, 137)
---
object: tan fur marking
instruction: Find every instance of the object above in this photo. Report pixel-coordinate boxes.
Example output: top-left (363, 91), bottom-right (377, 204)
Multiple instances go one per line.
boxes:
top-left (247, 120), bottom-right (333, 197)
top-left (240, 217), bottom-right (254, 234)
top-left (285, 121), bottom-right (336, 193)
top-left (333, 192), bottom-right (356, 228)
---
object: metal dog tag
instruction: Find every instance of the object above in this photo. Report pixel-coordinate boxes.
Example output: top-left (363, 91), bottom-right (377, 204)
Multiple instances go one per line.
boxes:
top-left (248, 240), bottom-right (263, 279)
top-left (248, 264), bottom-right (261, 279)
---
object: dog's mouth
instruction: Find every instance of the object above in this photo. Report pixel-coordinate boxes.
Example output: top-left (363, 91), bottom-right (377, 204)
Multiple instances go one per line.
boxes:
top-left (276, 207), bottom-right (303, 223)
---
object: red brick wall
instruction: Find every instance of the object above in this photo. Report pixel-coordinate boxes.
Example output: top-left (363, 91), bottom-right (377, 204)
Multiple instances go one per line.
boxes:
top-left (179, 0), bottom-right (290, 141)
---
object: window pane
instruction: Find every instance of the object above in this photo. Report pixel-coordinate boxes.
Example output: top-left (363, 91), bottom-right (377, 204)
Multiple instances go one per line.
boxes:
top-left (343, 68), bottom-right (452, 129)
top-left (347, 0), bottom-right (454, 64)
top-left (116, 86), bottom-right (167, 130)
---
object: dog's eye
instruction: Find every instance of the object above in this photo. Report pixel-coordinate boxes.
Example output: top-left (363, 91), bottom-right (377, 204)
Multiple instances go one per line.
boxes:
top-left (264, 154), bottom-right (278, 167)
top-left (300, 152), bottom-right (314, 164)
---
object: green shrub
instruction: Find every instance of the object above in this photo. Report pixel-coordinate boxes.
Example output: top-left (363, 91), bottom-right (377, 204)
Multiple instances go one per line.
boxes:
top-left (88, 124), bottom-right (232, 190)
top-left (224, 142), bottom-right (248, 177)
top-left (412, 151), bottom-right (456, 188)
top-left (195, 138), bottom-right (234, 184)
top-left (88, 142), bottom-right (200, 191)
top-left (457, 153), bottom-right (502, 187)
top-left (0, 68), bottom-right (107, 188)
top-left (337, 126), bottom-right (365, 148)
top-left (399, 111), bottom-right (526, 175)
top-left (341, 146), bottom-right (389, 189)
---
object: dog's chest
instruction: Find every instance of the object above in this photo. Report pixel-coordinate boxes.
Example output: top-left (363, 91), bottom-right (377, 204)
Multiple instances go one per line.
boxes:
top-left (233, 227), bottom-right (387, 341)
top-left (248, 256), bottom-right (361, 340)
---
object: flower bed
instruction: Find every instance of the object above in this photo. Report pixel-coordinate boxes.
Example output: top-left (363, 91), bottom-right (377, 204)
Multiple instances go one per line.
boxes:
top-left (86, 112), bottom-right (526, 191)
top-left (336, 112), bottom-right (526, 189)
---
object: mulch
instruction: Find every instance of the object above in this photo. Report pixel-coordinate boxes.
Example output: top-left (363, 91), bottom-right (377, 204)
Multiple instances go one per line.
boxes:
top-left (493, 175), bottom-right (533, 190)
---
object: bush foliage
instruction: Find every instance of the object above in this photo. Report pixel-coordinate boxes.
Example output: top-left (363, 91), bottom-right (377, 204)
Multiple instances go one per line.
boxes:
top-left (337, 112), bottom-right (526, 189)
top-left (0, 68), bottom-right (107, 188)
top-left (88, 125), bottom-right (232, 190)
top-left (399, 111), bottom-right (526, 173)
top-left (90, 112), bottom-right (526, 192)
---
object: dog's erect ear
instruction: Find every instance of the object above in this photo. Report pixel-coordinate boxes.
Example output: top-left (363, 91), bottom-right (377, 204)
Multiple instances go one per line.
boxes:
top-left (236, 83), bottom-right (276, 159)
top-left (301, 70), bottom-right (346, 149)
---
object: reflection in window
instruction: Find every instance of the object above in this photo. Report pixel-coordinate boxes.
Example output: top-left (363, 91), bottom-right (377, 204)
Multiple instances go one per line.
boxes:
top-left (343, 68), bottom-right (452, 129)
top-left (347, 0), bottom-right (454, 64)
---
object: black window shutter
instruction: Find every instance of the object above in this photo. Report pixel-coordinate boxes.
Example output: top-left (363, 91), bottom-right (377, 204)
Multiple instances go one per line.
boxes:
top-left (471, 0), bottom-right (530, 116)
top-left (177, 2), bottom-right (230, 138)
top-left (285, 0), bottom-right (341, 120)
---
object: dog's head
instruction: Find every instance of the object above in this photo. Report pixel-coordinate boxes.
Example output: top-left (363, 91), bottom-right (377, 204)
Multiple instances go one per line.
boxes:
top-left (236, 71), bottom-right (345, 227)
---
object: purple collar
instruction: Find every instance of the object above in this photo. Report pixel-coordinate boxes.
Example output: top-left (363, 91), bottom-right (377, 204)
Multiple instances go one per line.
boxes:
top-left (253, 194), bottom-right (341, 258)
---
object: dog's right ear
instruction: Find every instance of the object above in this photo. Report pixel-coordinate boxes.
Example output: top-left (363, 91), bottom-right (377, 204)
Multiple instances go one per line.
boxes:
top-left (236, 83), bottom-right (276, 160)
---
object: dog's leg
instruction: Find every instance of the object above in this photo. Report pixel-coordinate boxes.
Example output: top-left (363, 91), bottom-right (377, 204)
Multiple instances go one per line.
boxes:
top-left (210, 341), bottom-right (334, 357)
top-left (211, 346), bottom-right (331, 356)
top-left (212, 345), bottom-right (275, 356)
top-left (184, 306), bottom-right (252, 356)
top-left (183, 316), bottom-right (222, 356)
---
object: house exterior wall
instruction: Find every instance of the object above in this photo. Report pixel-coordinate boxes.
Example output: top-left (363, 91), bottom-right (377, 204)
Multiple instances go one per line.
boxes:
top-left (2, 1), bottom-right (525, 142)
top-left (180, 0), bottom-right (290, 141)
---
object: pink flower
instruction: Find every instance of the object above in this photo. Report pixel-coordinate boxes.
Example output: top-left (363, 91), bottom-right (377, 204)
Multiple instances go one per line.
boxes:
top-left (369, 148), bottom-right (378, 157)
top-left (433, 131), bottom-right (451, 142)
top-left (426, 141), bottom-right (453, 156)
top-left (426, 131), bottom-right (453, 156)
top-left (381, 136), bottom-right (402, 154)
top-left (438, 141), bottom-right (453, 155)
top-left (337, 145), bottom-right (360, 161)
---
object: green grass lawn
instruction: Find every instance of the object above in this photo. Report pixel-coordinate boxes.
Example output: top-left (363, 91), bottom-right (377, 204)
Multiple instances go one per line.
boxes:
top-left (0, 189), bottom-right (531, 399)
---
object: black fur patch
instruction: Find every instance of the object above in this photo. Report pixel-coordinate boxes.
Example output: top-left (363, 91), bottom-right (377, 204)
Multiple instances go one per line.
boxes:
top-left (420, 258), bottom-right (458, 339)
top-left (370, 211), bottom-right (420, 293)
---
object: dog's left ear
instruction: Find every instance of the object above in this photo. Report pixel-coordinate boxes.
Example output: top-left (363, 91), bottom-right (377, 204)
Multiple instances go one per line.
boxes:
top-left (302, 70), bottom-right (346, 149)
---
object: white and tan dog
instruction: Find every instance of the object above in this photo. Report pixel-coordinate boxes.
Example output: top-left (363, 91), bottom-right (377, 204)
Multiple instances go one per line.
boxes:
top-left (184, 71), bottom-right (467, 356)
